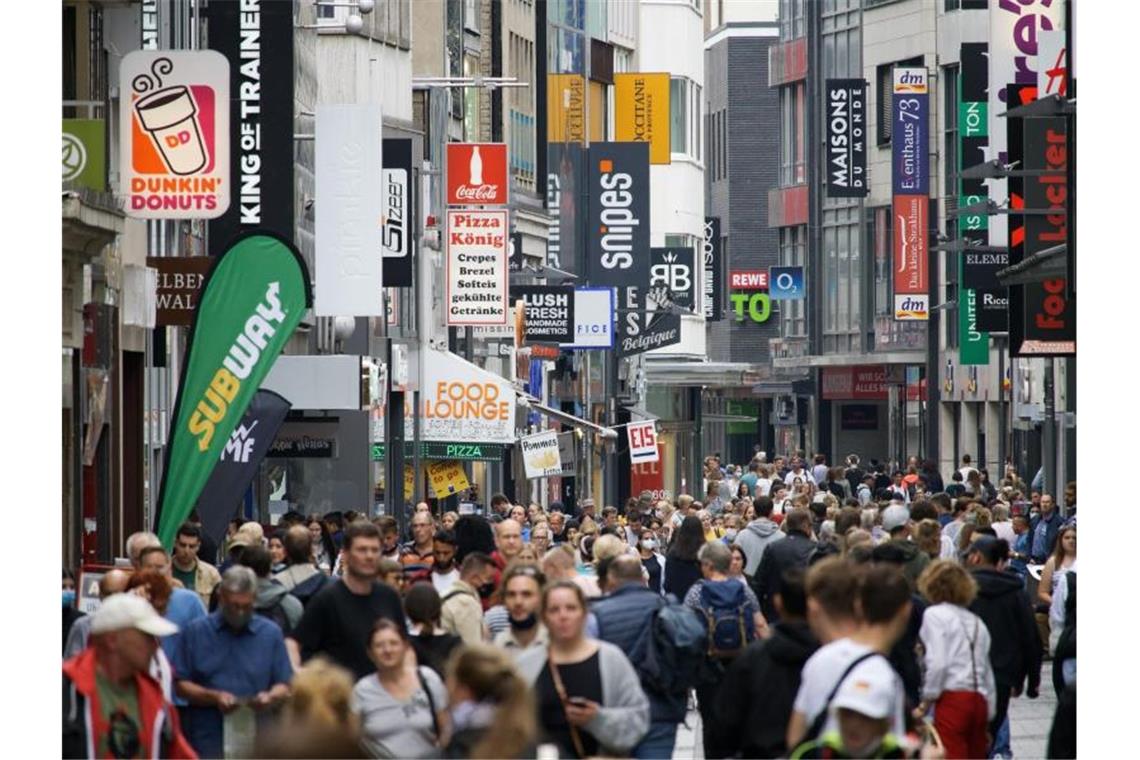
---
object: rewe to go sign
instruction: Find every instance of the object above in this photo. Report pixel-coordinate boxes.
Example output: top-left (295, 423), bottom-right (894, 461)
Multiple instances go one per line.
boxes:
top-left (730, 292), bottom-right (772, 323)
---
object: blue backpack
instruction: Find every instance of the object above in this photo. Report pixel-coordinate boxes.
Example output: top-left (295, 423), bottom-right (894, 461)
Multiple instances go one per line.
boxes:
top-left (699, 580), bottom-right (754, 659)
top-left (628, 600), bottom-right (707, 696)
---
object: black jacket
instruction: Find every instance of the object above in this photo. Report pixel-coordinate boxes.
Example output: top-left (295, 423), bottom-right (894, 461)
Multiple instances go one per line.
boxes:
top-left (969, 567), bottom-right (1042, 691)
top-left (755, 532), bottom-right (818, 622)
top-left (716, 621), bottom-right (820, 758)
top-left (663, 556), bottom-right (702, 601)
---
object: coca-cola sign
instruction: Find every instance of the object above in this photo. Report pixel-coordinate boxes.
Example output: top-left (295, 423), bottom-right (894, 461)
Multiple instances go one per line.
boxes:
top-left (447, 143), bottom-right (508, 206)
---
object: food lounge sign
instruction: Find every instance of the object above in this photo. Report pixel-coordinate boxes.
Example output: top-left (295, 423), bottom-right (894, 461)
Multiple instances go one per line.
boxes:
top-left (414, 350), bottom-right (516, 444)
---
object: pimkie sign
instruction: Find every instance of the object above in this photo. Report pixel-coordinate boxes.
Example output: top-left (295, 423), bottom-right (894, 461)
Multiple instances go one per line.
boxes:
top-left (447, 143), bottom-right (508, 206)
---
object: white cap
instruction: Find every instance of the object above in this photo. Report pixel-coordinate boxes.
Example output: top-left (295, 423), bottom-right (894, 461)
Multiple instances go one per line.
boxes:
top-left (90, 593), bottom-right (179, 637)
top-left (832, 673), bottom-right (895, 720)
top-left (881, 505), bottom-right (911, 533)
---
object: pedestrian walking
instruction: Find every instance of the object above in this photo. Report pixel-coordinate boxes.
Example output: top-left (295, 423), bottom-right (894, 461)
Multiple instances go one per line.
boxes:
top-left (663, 515), bottom-right (705, 600)
top-left (492, 563), bottom-right (549, 656)
top-left (440, 552), bottom-right (497, 646)
top-left (273, 525), bottom-right (331, 607)
top-left (755, 508), bottom-right (818, 623)
top-left (1038, 525), bottom-right (1076, 654)
top-left (238, 544), bottom-right (303, 635)
top-left (170, 523), bottom-right (221, 611)
top-left (404, 581), bottom-right (463, 680)
top-left (63, 568), bottom-right (84, 654)
top-left (444, 645), bottom-right (537, 759)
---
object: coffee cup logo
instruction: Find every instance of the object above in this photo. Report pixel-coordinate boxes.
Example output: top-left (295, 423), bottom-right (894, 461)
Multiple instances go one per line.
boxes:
top-left (132, 57), bottom-right (208, 176)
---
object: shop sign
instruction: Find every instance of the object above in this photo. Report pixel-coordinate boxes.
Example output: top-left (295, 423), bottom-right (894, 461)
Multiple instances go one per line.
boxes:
top-left (382, 138), bottom-right (414, 287)
top-left (120, 50), bottom-right (230, 219)
top-left (78, 565), bottom-right (117, 614)
top-left (825, 78), bottom-right (867, 197)
top-left (510, 285), bottom-right (575, 343)
top-left (562, 288), bottom-right (614, 349)
top-left (548, 74), bottom-right (586, 143)
top-left (630, 447), bottom-right (667, 501)
top-left (416, 349), bottom-right (516, 444)
top-left (627, 421), bottom-right (660, 464)
top-left (702, 218), bottom-right (723, 321)
top-left (840, 404), bottom-right (879, 431)
top-left (63, 119), bottom-right (105, 190)
top-left (546, 143), bottom-right (584, 273)
top-left (521, 431), bottom-right (562, 479)
top-left (729, 292), bottom-right (772, 323)
top-left (614, 72), bottom-right (671, 164)
top-left (649, 248), bottom-right (695, 311)
top-left (769, 266), bottom-right (805, 300)
top-left (428, 460), bottom-right (470, 496)
top-left (730, 270), bottom-right (768, 289)
top-left (892, 195), bottom-right (928, 321)
top-left (371, 442), bottom-right (506, 462)
top-left (891, 68), bottom-right (929, 195)
top-left (447, 143), bottom-right (508, 206)
top-left (587, 142), bottom-right (650, 290)
top-left (446, 210), bottom-right (509, 326)
top-left (821, 366), bottom-right (891, 401)
top-left (268, 436), bottom-right (334, 458)
top-left (957, 45), bottom-right (990, 365)
top-left (147, 256), bottom-right (213, 326)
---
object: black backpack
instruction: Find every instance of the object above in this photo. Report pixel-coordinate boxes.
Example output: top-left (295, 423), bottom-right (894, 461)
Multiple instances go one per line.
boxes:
top-left (291, 572), bottom-right (332, 609)
top-left (627, 600), bottom-right (707, 696)
top-left (256, 599), bottom-right (293, 635)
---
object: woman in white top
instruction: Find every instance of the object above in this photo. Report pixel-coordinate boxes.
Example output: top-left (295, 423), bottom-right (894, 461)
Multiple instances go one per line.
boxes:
top-left (1038, 525), bottom-right (1076, 653)
top-left (353, 618), bottom-right (450, 759)
top-left (916, 560), bottom-right (996, 760)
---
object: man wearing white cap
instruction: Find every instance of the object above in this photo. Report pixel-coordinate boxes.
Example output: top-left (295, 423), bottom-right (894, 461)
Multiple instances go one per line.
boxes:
top-left (63, 594), bottom-right (195, 759)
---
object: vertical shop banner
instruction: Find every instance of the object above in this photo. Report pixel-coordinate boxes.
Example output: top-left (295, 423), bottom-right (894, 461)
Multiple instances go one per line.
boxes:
top-left (958, 44), bottom-right (990, 364)
top-left (562, 288), bottom-right (615, 349)
top-left (891, 67), bottom-right (929, 321)
top-left (702, 217), bottom-right (723, 320)
top-left (548, 74), bottom-right (586, 143)
top-left (587, 142), bottom-right (651, 289)
top-left (649, 247), bottom-right (695, 311)
top-left (194, 390), bottom-right (291, 547)
top-left (521, 431), bottom-right (562, 479)
top-left (63, 119), bottom-right (105, 190)
top-left (447, 143), bottom-right (509, 205)
top-left (824, 79), bottom-right (867, 197)
top-left (154, 233), bottom-right (312, 547)
top-left (382, 138), bottom-right (414, 287)
top-left (314, 105), bottom-right (383, 316)
top-left (207, 0), bottom-right (294, 250)
top-left (547, 143), bottom-right (583, 274)
top-left (119, 50), bottom-right (230, 219)
top-left (447, 210), bottom-right (509, 326)
top-left (627, 421), bottom-right (660, 464)
top-left (614, 73), bottom-right (671, 164)
top-left (510, 285), bottom-right (575, 343)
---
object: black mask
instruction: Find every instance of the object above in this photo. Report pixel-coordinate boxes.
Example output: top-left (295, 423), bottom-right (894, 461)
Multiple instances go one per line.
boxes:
top-left (478, 582), bottom-right (496, 598)
top-left (510, 612), bottom-right (539, 630)
top-left (434, 558), bottom-right (454, 572)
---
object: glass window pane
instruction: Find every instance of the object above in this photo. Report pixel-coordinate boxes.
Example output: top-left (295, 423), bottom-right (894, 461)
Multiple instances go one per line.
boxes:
top-left (671, 77), bottom-right (686, 154)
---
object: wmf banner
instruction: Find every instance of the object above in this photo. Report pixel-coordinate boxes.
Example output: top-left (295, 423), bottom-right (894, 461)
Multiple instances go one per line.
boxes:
top-left (958, 44), bottom-right (989, 365)
top-left (702, 217), bottom-right (723, 321)
top-left (825, 79), bottom-right (867, 198)
top-left (891, 67), bottom-right (929, 321)
top-left (207, 0), bottom-right (295, 252)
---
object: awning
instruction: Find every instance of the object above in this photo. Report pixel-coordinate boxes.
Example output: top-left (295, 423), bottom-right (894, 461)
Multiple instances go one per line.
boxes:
top-left (520, 396), bottom-right (618, 439)
top-left (996, 243), bottom-right (1067, 286)
top-left (772, 351), bottom-right (925, 369)
top-left (643, 360), bottom-right (769, 388)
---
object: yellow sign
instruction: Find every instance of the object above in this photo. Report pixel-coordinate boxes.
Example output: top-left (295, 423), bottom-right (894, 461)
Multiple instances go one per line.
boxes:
top-left (548, 74), bottom-right (586, 144)
top-left (404, 464), bottom-right (415, 500)
top-left (615, 73), bottom-right (671, 164)
top-left (428, 460), bottom-right (470, 497)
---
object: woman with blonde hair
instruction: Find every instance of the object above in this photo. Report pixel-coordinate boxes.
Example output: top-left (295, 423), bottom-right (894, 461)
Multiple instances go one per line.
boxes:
top-left (445, 644), bottom-right (537, 758)
top-left (916, 561), bottom-right (996, 760)
top-left (286, 657), bottom-right (360, 737)
top-left (914, 519), bottom-right (944, 561)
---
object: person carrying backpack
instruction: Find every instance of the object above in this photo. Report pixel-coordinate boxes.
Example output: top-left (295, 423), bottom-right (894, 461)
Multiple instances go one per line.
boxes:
top-left (590, 555), bottom-right (700, 759)
top-left (682, 541), bottom-right (763, 758)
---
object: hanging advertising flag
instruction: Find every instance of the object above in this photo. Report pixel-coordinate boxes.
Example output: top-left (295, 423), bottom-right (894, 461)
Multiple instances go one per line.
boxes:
top-left (614, 73), bottom-right (671, 164)
top-left (194, 389), bottom-right (291, 547)
top-left (958, 44), bottom-right (990, 364)
top-left (446, 209), bottom-right (509, 326)
top-left (702, 217), bottom-right (723, 321)
top-left (562, 288), bottom-right (615, 349)
top-left (63, 119), bottom-right (105, 191)
top-left (382, 138), bottom-right (414, 287)
top-left (206, 0), bottom-right (294, 252)
top-left (649, 247), bottom-right (695, 311)
top-left (153, 233), bottom-right (311, 547)
top-left (587, 142), bottom-right (650, 290)
top-left (1038, 30), bottom-right (1068, 98)
top-left (824, 79), bottom-right (867, 197)
top-left (891, 66), bottom-right (929, 322)
top-left (315, 104), bottom-right (383, 316)
top-left (617, 289), bottom-right (681, 357)
top-left (521, 431), bottom-right (562, 479)
top-left (548, 74), bottom-right (586, 143)
top-left (119, 50), bottom-right (230, 219)
top-left (510, 285), bottom-right (575, 343)
top-left (627, 421), bottom-right (660, 465)
top-left (769, 266), bottom-right (805, 300)
top-left (547, 143), bottom-right (583, 274)
top-left (447, 143), bottom-right (508, 205)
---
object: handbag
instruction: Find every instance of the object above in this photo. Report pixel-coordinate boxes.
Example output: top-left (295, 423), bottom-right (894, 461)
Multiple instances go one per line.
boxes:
top-left (547, 651), bottom-right (588, 759)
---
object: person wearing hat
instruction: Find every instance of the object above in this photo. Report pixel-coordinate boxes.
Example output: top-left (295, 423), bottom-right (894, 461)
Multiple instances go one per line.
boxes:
top-left (790, 671), bottom-right (911, 759)
top-left (63, 594), bottom-right (196, 759)
top-left (877, 505), bottom-right (929, 585)
top-left (219, 522), bottom-right (265, 575)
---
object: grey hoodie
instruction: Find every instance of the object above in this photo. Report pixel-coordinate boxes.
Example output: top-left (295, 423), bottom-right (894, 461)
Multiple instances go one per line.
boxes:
top-left (255, 578), bottom-right (303, 632)
top-left (735, 518), bottom-right (785, 576)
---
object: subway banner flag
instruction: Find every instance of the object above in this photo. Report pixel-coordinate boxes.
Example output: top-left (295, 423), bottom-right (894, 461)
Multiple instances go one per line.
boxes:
top-left (154, 232), bottom-right (311, 547)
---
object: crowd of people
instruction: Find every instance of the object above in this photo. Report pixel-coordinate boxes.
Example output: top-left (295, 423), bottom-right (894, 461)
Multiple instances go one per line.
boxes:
top-left (62, 451), bottom-right (1076, 759)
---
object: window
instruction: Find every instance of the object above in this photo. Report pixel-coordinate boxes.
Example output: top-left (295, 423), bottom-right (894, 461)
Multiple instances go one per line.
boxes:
top-left (318, 0), bottom-right (335, 18)
top-left (779, 226), bottom-right (807, 338)
top-left (822, 206), bottom-right (862, 353)
top-left (870, 206), bottom-right (891, 317)
top-left (779, 0), bottom-right (805, 41)
top-left (670, 77), bottom-right (702, 160)
top-left (876, 56), bottom-right (924, 145)
top-left (945, 0), bottom-right (988, 10)
top-left (778, 84), bottom-right (806, 186)
top-left (465, 0), bottom-right (480, 32)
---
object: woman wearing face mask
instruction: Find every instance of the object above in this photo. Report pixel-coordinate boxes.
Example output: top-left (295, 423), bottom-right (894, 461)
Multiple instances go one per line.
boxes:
top-left (444, 644), bottom-right (537, 759)
top-left (637, 530), bottom-right (667, 595)
top-left (354, 619), bottom-right (452, 759)
top-left (62, 568), bottom-right (83, 655)
top-left (516, 582), bottom-right (650, 758)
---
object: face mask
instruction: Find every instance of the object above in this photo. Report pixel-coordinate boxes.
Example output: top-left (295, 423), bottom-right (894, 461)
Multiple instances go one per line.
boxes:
top-left (223, 607), bottom-right (253, 630)
top-left (62, 590), bottom-right (76, 607)
top-left (271, 562), bottom-right (286, 574)
top-left (478, 582), bottom-right (496, 599)
top-left (724, 529), bottom-right (739, 541)
top-left (509, 612), bottom-right (538, 630)
top-left (640, 539), bottom-right (658, 551)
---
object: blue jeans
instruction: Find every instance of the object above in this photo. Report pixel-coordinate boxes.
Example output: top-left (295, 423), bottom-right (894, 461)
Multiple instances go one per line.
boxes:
top-left (990, 715), bottom-right (1011, 758)
top-left (634, 721), bottom-right (678, 759)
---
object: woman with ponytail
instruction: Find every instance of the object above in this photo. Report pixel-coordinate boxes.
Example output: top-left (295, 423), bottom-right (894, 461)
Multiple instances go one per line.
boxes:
top-left (444, 644), bottom-right (537, 759)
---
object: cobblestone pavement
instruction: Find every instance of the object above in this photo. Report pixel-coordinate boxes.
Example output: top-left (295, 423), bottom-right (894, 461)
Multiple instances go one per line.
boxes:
top-left (672, 662), bottom-right (1060, 759)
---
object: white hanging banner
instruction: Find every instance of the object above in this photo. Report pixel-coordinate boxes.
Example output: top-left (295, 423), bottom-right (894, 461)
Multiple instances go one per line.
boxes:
top-left (521, 430), bottom-right (562, 479)
top-left (627, 420), bottom-right (660, 464)
top-left (446, 209), bottom-right (509, 326)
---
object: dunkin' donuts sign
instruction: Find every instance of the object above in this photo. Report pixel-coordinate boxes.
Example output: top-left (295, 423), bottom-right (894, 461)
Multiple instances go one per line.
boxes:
top-left (120, 51), bottom-right (230, 219)
top-left (447, 143), bottom-right (508, 206)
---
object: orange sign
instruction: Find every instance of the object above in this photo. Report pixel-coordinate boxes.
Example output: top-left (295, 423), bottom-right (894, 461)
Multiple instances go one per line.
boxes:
top-left (548, 74), bottom-right (586, 144)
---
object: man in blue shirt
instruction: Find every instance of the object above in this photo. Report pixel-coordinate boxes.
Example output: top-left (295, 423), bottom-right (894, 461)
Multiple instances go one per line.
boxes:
top-left (172, 566), bottom-right (293, 758)
top-left (1029, 493), bottom-right (1064, 563)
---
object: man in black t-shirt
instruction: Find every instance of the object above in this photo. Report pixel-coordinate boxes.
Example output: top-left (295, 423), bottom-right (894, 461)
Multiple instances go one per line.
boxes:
top-left (286, 521), bottom-right (405, 680)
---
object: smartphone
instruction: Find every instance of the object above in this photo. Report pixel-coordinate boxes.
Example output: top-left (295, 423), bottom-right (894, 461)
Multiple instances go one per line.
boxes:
top-left (568, 697), bottom-right (589, 707)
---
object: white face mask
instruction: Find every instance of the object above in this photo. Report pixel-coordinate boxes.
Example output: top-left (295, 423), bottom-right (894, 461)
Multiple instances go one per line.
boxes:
top-left (640, 539), bottom-right (658, 551)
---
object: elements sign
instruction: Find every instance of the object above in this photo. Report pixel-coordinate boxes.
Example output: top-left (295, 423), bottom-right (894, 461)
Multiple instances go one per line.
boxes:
top-left (447, 143), bottom-right (508, 206)
top-left (627, 421), bottom-right (660, 465)
top-left (702, 217), bottom-right (723, 321)
top-left (825, 79), bottom-right (867, 197)
top-left (510, 286), bottom-right (575, 343)
top-left (447, 210), bottom-right (509, 325)
top-left (119, 50), bottom-right (230, 219)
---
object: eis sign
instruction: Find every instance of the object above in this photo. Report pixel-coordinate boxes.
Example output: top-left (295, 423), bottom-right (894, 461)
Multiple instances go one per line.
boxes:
top-left (120, 51), bottom-right (230, 218)
top-left (447, 143), bottom-right (508, 205)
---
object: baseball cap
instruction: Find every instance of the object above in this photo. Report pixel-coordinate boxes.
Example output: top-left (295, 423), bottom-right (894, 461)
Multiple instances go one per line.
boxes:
top-left (881, 505), bottom-right (911, 533)
top-left (90, 594), bottom-right (179, 637)
top-left (229, 521), bottom-right (265, 550)
top-left (832, 672), bottom-right (895, 720)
